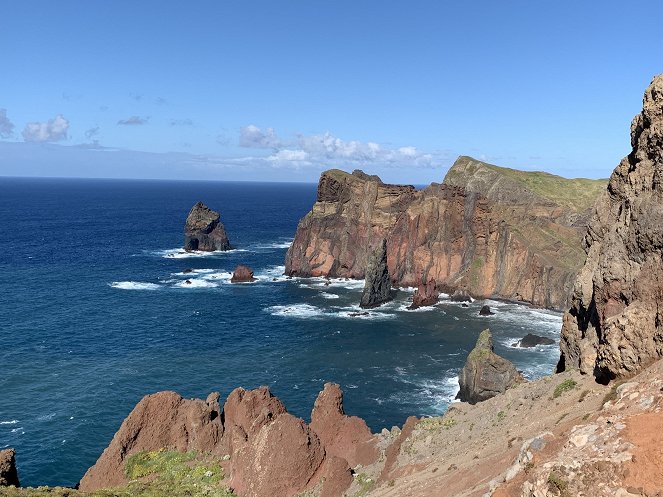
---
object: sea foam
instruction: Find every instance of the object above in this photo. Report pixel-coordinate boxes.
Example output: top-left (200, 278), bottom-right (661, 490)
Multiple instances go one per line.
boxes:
top-left (110, 281), bottom-right (160, 291)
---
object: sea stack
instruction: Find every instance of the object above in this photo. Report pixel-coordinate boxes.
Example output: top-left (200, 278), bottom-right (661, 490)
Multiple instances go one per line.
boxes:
top-left (231, 265), bottom-right (256, 283)
top-left (360, 239), bottom-right (391, 308)
top-left (408, 279), bottom-right (439, 309)
top-left (183, 202), bottom-right (231, 252)
top-left (457, 329), bottom-right (523, 404)
top-left (558, 74), bottom-right (663, 382)
top-left (0, 448), bottom-right (20, 487)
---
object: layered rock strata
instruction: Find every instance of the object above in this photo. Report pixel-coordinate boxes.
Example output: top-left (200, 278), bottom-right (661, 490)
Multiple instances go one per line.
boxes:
top-left (558, 74), bottom-right (663, 381)
top-left (359, 239), bottom-right (392, 308)
top-left (183, 201), bottom-right (231, 251)
top-left (0, 448), bottom-right (19, 487)
top-left (457, 329), bottom-right (523, 404)
top-left (286, 160), bottom-right (606, 310)
top-left (80, 384), bottom-right (378, 497)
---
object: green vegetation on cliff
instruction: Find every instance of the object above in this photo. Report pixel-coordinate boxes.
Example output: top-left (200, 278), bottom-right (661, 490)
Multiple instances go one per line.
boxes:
top-left (1, 451), bottom-right (235, 497)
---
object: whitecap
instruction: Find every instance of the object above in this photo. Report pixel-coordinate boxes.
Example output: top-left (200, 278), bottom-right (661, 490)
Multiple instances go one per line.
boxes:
top-left (171, 268), bottom-right (215, 276)
top-left (251, 240), bottom-right (293, 250)
top-left (110, 281), bottom-right (160, 291)
top-left (173, 279), bottom-right (218, 289)
top-left (254, 265), bottom-right (288, 282)
top-left (319, 292), bottom-right (340, 299)
top-left (0, 420), bottom-right (19, 425)
top-left (266, 304), bottom-right (325, 319)
top-left (156, 248), bottom-right (248, 259)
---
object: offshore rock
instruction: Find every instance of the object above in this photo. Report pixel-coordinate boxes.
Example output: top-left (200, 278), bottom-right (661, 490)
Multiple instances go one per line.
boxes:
top-left (479, 304), bottom-right (494, 315)
top-left (287, 162), bottom-right (605, 310)
top-left (558, 74), bottom-right (663, 381)
top-left (231, 265), bottom-right (256, 283)
top-left (515, 333), bottom-right (555, 348)
top-left (183, 201), bottom-right (231, 251)
top-left (310, 383), bottom-right (379, 467)
top-left (457, 329), bottom-right (523, 404)
top-left (408, 279), bottom-right (439, 309)
top-left (360, 239), bottom-right (392, 308)
top-left (79, 391), bottom-right (223, 491)
top-left (0, 448), bottom-right (19, 487)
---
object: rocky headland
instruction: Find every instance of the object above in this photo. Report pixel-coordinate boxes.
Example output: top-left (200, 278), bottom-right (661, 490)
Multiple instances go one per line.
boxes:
top-left (6, 77), bottom-right (663, 497)
top-left (285, 157), bottom-right (606, 310)
top-left (184, 202), bottom-right (231, 252)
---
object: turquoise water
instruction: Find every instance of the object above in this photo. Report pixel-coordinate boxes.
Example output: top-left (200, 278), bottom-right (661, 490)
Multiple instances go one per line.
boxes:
top-left (0, 177), bottom-right (562, 486)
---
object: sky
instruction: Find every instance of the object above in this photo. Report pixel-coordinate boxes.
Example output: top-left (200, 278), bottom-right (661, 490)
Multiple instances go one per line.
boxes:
top-left (1, 1), bottom-right (662, 184)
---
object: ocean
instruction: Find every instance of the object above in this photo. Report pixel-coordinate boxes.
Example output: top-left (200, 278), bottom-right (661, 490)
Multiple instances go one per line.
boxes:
top-left (0, 177), bottom-right (562, 487)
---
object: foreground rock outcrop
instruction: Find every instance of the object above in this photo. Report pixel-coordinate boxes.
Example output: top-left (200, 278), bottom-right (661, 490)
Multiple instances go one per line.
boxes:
top-left (558, 74), bottom-right (663, 382)
top-left (79, 384), bottom-right (378, 497)
top-left (457, 329), bottom-right (523, 404)
top-left (183, 202), bottom-right (231, 251)
top-left (285, 159), bottom-right (606, 310)
top-left (359, 240), bottom-right (391, 308)
top-left (0, 449), bottom-right (19, 487)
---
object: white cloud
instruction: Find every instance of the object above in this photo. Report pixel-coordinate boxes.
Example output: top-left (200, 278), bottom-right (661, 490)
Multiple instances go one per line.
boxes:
top-left (0, 109), bottom-right (14, 138)
top-left (239, 124), bottom-right (282, 149)
top-left (22, 114), bottom-right (70, 142)
top-left (118, 116), bottom-right (148, 125)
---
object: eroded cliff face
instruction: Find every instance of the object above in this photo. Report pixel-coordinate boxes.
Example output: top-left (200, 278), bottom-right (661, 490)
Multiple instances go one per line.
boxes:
top-left (558, 74), bottom-right (663, 381)
top-left (285, 159), bottom-right (603, 310)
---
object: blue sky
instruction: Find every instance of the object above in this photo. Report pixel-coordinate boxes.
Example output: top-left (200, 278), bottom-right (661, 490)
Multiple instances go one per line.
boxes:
top-left (0, 1), bottom-right (661, 183)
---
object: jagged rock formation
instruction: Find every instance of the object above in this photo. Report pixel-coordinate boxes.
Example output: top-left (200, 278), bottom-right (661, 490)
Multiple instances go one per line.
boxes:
top-left (183, 201), bottom-right (231, 251)
top-left (457, 329), bottom-right (523, 404)
top-left (0, 448), bottom-right (19, 487)
top-left (285, 160), bottom-right (606, 310)
top-left (79, 385), bottom-right (378, 497)
top-left (231, 265), bottom-right (255, 283)
top-left (79, 391), bottom-right (223, 491)
top-left (360, 240), bottom-right (391, 308)
top-left (408, 279), bottom-right (439, 309)
top-left (558, 74), bottom-right (663, 381)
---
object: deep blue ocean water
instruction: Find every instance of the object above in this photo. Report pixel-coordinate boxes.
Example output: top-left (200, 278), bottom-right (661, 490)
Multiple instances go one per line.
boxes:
top-left (0, 177), bottom-right (563, 487)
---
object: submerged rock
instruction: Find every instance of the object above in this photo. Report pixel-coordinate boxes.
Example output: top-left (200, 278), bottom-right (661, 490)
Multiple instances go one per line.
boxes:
top-left (231, 265), bottom-right (255, 283)
top-left (360, 239), bottom-right (391, 308)
top-left (457, 329), bottom-right (523, 404)
top-left (0, 448), bottom-right (19, 487)
top-left (515, 333), bottom-right (555, 348)
top-left (558, 74), bottom-right (663, 381)
top-left (408, 279), bottom-right (439, 309)
top-left (183, 201), bottom-right (231, 252)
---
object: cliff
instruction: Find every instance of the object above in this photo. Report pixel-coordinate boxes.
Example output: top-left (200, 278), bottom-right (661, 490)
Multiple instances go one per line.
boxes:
top-left (285, 159), bottom-right (606, 310)
top-left (558, 74), bottom-right (663, 381)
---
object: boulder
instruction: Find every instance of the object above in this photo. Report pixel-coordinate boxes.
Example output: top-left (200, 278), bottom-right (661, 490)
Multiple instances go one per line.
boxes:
top-left (408, 279), bottom-right (439, 309)
top-left (457, 329), bottom-right (523, 404)
top-left (0, 448), bottom-right (19, 487)
top-left (450, 290), bottom-right (472, 302)
top-left (514, 333), bottom-right (555, 348)
top-left (359, 239), bottom-right (391, 308)
top-left (79, 391), bottom-right (223, 491)
top-left (558, 74), bottom-right (663, 381)
top-left (231, 265), bottom-right (256, 283)
top-left (479, 304), bottom-right (494, 315)
top-left (183, 201), bottom-right (231, 252)
top-left (310, 383), bottom-right (379, 468)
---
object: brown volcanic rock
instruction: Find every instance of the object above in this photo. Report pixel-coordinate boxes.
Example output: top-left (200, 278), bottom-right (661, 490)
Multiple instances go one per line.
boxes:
top-left (231, 265), bottom-right (256, 283)
top-left (286, 160), bottom-right (603, 310)
top-left (457, 329), bottom-right (523, 404)
top-left (285, 169), bottom-right (415, 278)
top-left (0, 448), bottom-right (19, 487)
top-left (360, 239), bottom-right (392, 308)
top-left (79, 391), bottom-right (223, 491)
top-left (558, 74), bottom-right (663, 381)
top-left (310, 383), bottom-right (379, 468)
top-left (408, 279), bottom-right (439, 309)
top-left (183, 201), bottom-right (231, 251)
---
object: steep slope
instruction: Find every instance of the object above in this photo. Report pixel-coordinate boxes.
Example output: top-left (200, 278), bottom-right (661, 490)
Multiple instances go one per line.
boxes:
top-left (558, 74), bottom-right (663, 381)
top-left (286, 159), bottom-right (606, 309)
